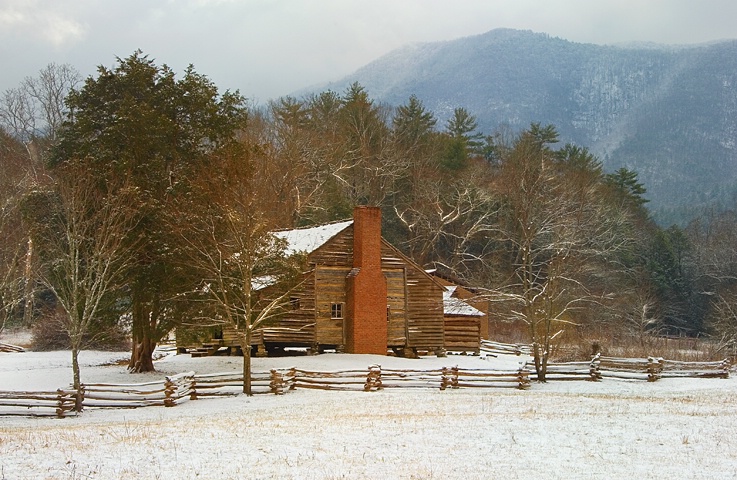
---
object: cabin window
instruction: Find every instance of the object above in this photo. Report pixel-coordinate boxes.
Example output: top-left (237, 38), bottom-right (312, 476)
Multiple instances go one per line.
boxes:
top-left (331, 303), bottom-right (343, 319)
top-left (290, 297), bottom-right (300, 310)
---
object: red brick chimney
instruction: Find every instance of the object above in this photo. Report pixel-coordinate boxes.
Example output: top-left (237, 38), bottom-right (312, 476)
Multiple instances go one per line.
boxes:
top-left (345, 206), bottom-right (388, 355)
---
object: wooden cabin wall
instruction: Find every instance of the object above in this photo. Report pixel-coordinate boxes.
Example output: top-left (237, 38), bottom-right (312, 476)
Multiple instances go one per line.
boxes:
top-left (452, 286), bottom-right (490, 341)
top-left (434, 277), bottom-right (491, 341)
top-left (444, 315), bottom-right (481, 353)
top-left (385, 268), bottom-right (407, 346)
top-left (405, 267), bottom-right (445, 350)
top-left (257, 271), bottom-right (317, 346)
top-left (314, 265), bottom-right (349, 346)
top-left (309, 228), bottom-right (354, 347)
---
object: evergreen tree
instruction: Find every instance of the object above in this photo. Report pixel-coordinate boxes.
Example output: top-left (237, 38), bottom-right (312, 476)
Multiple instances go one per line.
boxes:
top-left (52, 51), bottom-right (247, 372)
top-left (392, 94), bottom-right (436, 148)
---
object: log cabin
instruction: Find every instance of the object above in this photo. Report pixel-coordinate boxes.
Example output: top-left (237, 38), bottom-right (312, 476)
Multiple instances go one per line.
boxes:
top-left (441, 285), bottom-right (485, 354)
top-left (181, 206), bottom-right (452, 357)
top-left (430, 273), bottom-right (491, 354)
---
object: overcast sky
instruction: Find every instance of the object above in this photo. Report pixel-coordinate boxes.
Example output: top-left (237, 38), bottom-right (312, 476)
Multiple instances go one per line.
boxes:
top-left (2, 0), bottom-right (736, 103)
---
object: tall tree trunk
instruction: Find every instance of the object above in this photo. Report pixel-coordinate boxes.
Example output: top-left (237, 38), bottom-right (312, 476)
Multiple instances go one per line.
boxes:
top-left (532, 341), bottom-right (546, 382)
top-left (129, 336), bottom-right (157, 373)
top-left (71, 343), bottom-right (83, 411)
top-left (22, 238), bottom-right (34, 325)
top-left (128, 289), bottom-right (159, 373)
top-left (242, 328), bottom-right (253, 396)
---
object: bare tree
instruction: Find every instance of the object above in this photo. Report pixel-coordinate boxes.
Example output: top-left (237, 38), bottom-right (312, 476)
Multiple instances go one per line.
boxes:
top-left (708, 289), bottom-right (737, 354)
top-left (486, 128), bottom-right (633, 380)
top-left (0, 130), bottom-right (33, 334)
top-left (0, 63), bottom-right (80, 163)
top-left (177, 146), bottom-right (300, 395)
top-left (393, 168), bottom-right (498, 274)
top-left (620, 288), bottom-right (664, 347)
top-left (0, 65), bottom-right (81, 331)
top-left (0, 187), bottom-right (23, 336)
top-left (688, 209), bottom-right (737, 352)
top-left (28, 162), bottom-right (139, 409)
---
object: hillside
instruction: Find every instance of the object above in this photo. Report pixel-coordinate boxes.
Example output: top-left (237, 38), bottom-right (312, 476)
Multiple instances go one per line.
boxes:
top-left (306, 29), bottom-right (737, 224)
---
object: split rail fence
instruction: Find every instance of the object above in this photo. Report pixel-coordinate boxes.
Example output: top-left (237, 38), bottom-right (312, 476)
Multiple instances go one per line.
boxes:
top-left (0, 342), bottom-right (25, 353)
top-left (526, 354), bottom-right (730, 382)
top-left (480, 340), bottom-right (532, 357)
top-left (0, 389), bottom-right (77, 417)
top-left (292, 365), bottom-right (530, 391)
top-left (0, 365), bottom-right (529, 417)
top-left (1, 354), bottom-right (729, 418)
top-left (597, 355), bottom-right (730, 381)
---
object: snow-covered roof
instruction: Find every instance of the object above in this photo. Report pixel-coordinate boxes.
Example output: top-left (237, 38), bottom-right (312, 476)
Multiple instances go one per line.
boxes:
top-left (252, 275), bottom-right (278, 290)
top-left (273, 220), bottom-right (353, 256)
top-left (443, 286), bottom-right (485, 317)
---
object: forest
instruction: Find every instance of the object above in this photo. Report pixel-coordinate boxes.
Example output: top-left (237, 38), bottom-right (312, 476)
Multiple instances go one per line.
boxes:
top-left (2, 53), bottom-right (737, 379)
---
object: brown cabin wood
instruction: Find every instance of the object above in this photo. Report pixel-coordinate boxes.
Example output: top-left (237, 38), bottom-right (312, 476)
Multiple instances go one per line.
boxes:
top-left (245, 221), bottom-right (445, 354)
top-left (182, 207), bottom-right (451, 356)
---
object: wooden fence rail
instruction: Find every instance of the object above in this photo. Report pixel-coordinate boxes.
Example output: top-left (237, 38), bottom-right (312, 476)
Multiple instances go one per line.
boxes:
top-left (1, 357), bottom-right (729, 417)
top-left (291, 365), bottom-right (530, 391)
top-left (526, 357), bottom-right (602, 382)
top-left (0, 342), bottom-right (25, 353)
top-left (522, 354), bottom-right (730, 382)
top-left (598, 356), bottom-right (730, 381)
top-left (190, 369), bottom-right (294, 397)
top-left (372, 367), bottom-right (444, 389)
top-left (292, 367), bottom-right (373, 391)
top-left (598, 356), bottom-right (662, 381)
top-left (660, 359), bottom-right (730, 379)
top-left (480, 340), bottom-right (532, 357)
top-left (439, 366), bottom-right (531, 390)
top-left (0, 389), bottom-right (76, 417)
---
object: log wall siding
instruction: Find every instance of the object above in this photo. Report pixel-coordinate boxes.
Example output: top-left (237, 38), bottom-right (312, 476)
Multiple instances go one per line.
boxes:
top-left (213, 271), bottom-right (319, 348)
top-left (315, 265), bottom-right (349, 345)
top-left (444, 315), bottom-right (481, 353)
top-left (405, 266), bottom-right (445, 349)
top-left (309, 228), bottom-right (354, 347)
top-left (433, 276), bottom-right (490, 341)
top-left (386, 268), bottom-right (407, 346)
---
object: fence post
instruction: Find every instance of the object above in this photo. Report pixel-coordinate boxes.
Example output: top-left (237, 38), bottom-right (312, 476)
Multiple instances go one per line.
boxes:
top-left (589, 353), bottom-right (602, 381)
top-left (270, 369), bottom-right (285, 395)
top-left (190, 377), bottom-right (198, 400)
top-left (364, 364), bottom-right (382, 391)
top-left (56, 388), bottom-right (71, 417)
top-left (719, 359), bottom-right (730, 378)
top-left (69, 384), bottom-right (85, 413)
top-left (288, 367), bottom-right (297, 390)
top-left (647, 357), bottom-right (662, 382)
top-left (451, 366), bottom-right (459, 389)
top-left (517, 366), bottom-right (530, 390)
top-left (164, 376), bottom-right (176, 407)
top-left (441, 366), bottom-right (459, 389)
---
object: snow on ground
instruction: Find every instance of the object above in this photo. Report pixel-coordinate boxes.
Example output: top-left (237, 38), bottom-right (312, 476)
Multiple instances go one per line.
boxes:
top-left (2, 348), bottom-right (737, 479)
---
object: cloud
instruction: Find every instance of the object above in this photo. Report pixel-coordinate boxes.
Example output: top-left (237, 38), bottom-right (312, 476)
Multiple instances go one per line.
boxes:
top-left (0, 0), bottom-right (87, 48)
top-left (1, 0), bottom-right (736, 102)
top-left (41, 16), bottom-right (86, 47)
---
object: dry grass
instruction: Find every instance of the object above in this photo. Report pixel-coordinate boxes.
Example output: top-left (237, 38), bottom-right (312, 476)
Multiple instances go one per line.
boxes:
top-left (551, 331), bottom-right (729, 363)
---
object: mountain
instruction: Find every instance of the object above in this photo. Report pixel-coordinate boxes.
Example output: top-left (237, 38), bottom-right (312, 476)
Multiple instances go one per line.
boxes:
top-left (304, 29), bottom-right (737, 225)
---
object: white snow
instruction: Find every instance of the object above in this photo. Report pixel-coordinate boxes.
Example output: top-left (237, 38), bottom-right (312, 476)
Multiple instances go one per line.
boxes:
top-left (273, 220), bottom-right (353, 256)
top-left (1, 348), bottom-right (737, 479)
top-left (443, 285), bottom-right (485, 316)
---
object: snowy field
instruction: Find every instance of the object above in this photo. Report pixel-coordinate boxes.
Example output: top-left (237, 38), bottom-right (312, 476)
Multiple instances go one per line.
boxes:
top-left (1, 347), bottom-right (737, 480)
